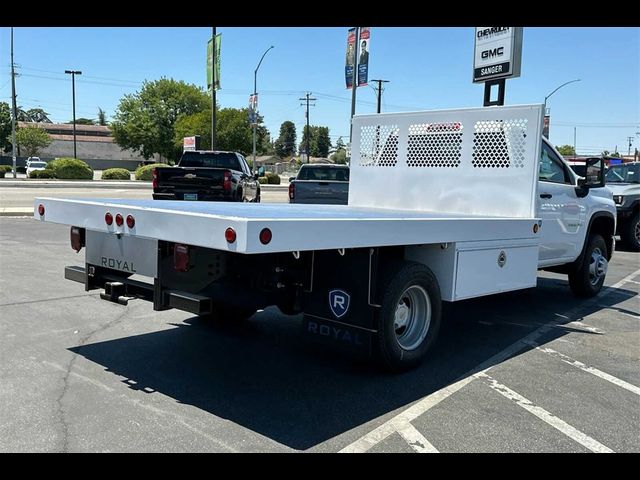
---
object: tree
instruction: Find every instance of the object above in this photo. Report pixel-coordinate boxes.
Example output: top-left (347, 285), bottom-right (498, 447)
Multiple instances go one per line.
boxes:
top-left (275, 121), bottom-right (296, 158)
top-left (0, 102), bottom-right (11, 153)
top-left (25, 108), bottom-right (52, 123)
top-left (299, 125), bottom-right (331, 158)
top-left (69, 118), bottom-right (96, 125)
top-left (111, 78), bottom-right (209, 161)
top-left (173, 107), bottom-right (269, 157)
top-left (556, 145), bottom-right (575, 157)
top-left (97, 108), bottom-right (107, 126)
top-left (331, 149), bottom-right (347, 164)
top-left (16, 125), bottom-right (52, 157)
top-left (315, 126), bottom-right (331, 158)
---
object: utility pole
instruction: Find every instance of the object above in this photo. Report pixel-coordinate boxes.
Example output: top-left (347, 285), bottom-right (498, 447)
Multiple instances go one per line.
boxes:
top-left (349, 27), bottom-right (360, 146)
top-left (574, 127), bottom-right (577, 157)
top-left (371, 79), bottom-right (389, 113)
top-left (299, 92), bottom-right (316, 163)
top-left (64, 70), bottom-right (82, 159)
top-left (211, 27), bottom-right (217, 150)
top-left (10, 27), bottom-right (17, 178)
top-left (627, 136), bottom-right (634, 156)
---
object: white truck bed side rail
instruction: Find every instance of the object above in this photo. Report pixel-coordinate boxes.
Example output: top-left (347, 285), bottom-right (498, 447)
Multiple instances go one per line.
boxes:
top-left (349, 104), bottom-right (544, 218)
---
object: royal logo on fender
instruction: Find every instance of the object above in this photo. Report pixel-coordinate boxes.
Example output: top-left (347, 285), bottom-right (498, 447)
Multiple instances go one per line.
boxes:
top-left (329, 289), bottom-right (350, 319)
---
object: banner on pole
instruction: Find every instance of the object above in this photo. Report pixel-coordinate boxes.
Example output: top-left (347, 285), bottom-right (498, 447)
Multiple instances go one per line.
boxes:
top-left (345, 28), bottom-right (356, 89)
top-left (207, 33), bottom-right (221, 91)
top-left (357, 27), bottom-right (370, 87)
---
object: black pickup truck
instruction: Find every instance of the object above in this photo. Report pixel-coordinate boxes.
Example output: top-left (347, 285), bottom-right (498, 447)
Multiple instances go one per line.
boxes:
top-left (153, 150), bottom-right (260, 202)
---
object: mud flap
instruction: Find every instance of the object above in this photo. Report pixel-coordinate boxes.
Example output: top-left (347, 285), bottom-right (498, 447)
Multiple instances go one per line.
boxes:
top-left (301, 249), bottom-right (378, 357)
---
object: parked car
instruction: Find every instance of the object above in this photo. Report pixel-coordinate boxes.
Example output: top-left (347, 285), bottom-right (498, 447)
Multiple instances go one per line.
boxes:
top-left (288, 164), bottom-right (349, 204)
top-left (26, 161), bottom-right (47, 178)
top-left (153, 150), bottom-right (260, 202)
top-left (605, 162), bottom-right (639, 250)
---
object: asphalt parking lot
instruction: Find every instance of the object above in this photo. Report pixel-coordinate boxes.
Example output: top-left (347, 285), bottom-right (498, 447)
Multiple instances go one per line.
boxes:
top-left (0, 217), bottom-right (638, 452)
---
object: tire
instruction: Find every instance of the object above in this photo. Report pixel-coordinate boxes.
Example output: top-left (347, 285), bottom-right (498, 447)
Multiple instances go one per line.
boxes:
top-left (620, 213), bottom-right (640, 251)
top-left (375, 261), bottom-right (442, 372)
top-left (199, 302), bottom-right (256, 325)
top-left (568, 234), bottom-right (608, 298)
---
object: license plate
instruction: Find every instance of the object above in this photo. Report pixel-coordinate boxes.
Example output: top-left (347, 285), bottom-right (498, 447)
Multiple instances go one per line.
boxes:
top-left (86, 230), bottom-right (158, 277)
top-left (184, 193), bottom-right (198, 201)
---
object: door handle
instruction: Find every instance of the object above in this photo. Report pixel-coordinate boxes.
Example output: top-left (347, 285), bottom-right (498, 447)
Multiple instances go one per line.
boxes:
top-left (539, 193), bottom-right (552, 199)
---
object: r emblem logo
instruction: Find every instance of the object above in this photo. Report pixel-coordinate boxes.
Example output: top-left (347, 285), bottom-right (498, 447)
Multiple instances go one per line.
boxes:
top-left (329, 289), bottom-right (350, 319)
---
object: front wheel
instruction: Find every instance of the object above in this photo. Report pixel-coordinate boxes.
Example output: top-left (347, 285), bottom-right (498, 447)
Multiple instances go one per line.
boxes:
top-left (375, 261), bottom-right (442, 372)
top-left (620, 213), bottom-right (640, 251)
top-left (568, 234), bottom-right (608, 298)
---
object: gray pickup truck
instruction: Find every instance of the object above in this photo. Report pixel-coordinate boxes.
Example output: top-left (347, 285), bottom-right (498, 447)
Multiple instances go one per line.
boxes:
top-left (288, 164), bottom-right (349, 204)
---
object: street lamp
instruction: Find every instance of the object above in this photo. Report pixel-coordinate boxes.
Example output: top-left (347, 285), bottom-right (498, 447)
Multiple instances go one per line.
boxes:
top-left (543, 78), bottom-right (581, 115)
top-left (65, 70), bottom-right (82, 159)
top-left (252, 45), bottom-right (274, 174)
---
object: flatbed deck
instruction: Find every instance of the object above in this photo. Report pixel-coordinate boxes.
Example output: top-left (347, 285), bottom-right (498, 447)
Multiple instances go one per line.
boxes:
top-left (35, 198), bottom-right (540, 254)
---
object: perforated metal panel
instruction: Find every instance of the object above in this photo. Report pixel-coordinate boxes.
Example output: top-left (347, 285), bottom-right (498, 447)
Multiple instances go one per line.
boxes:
top-left (407, 122), bottom-right (463, 168)
top-left (349, 104), bottom-right (544, 218)
top-left (472, 119), bottom-right (527, 169)
top-left (358, 124), bottom-right (399, 167)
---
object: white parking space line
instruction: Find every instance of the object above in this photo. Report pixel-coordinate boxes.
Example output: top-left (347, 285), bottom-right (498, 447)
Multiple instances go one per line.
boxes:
top-left (339, 376), bottom-right (474, 453)
top-left (478, 372), bottom-right (614, 453)
top-left (526, 343), bottom-right (640, 396)
top-left (339, 268), bottom-right (640, 453)
top-left (395, 422), bottom-right (439, 453)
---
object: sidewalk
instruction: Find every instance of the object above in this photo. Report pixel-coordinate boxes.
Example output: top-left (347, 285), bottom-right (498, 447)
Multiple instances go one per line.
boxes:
top-left (0, 179), bottom-right (289, 190)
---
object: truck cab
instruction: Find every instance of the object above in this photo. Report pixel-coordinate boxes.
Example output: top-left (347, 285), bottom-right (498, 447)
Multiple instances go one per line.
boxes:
top-left (537, 139), bottom-right (616, 267)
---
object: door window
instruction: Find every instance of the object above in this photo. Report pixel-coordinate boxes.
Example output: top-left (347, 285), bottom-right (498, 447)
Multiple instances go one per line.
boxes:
top-left (539, 143), bottom-right (570, 184)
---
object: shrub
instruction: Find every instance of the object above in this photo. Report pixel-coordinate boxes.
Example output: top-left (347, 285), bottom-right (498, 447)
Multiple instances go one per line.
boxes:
top-left (258, 176), bottom-right (268, 184)
top-left (266, 172), bottom-right (281, 185)
top-left (0, 171), bottom-right (5, 178)
top-left (101, 168), bottom-right (131, 180)
top-left (29, 169), bottom-right (57, 179)
top-left (46, 157), bottom-right (93, 180)
top-left (135, 163), bottom-right (167, 181)
top-left (0, 165), bottom-right (12, 173)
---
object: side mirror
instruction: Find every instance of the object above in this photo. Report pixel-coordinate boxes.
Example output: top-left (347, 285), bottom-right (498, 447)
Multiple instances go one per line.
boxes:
top-left (575, 157), bottom-right (605, 197)
top-left (289, 176), bottom-right (296, 183)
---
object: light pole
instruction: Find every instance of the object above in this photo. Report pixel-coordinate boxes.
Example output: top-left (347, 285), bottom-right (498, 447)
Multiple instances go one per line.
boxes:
top-left (65, 70), bottom-right (82, 159)
top-left (252, 45), bottom-right (274, 174)
top-left (544, 78), bottom-right (581, 113)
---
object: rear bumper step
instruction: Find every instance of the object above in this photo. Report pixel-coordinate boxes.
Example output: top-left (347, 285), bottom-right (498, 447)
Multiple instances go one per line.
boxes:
top-left (64, 265), bottom-right (212, 314)
top-left (65, 265), bottom-right (86, 284)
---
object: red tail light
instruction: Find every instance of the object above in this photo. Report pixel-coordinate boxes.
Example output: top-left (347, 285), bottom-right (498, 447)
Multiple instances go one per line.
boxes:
top-left (173, 243), bottom-right (190, 272)
top-left (115, 213), bottom-right (124, 226)
top-left (288, 183), bottom-right (295, 200)
top-left (70, 226), bottom-right (85, 252)
top-left (152, 167), bottom-right (158, 189)
top-left (126, 215), bottom-right (135, 228)
top-left (38, 204), bottom-right (45, 216)
top-left (259, 228), bottom-right (272, 245)
top-left (223, 170), bottom-right (232, 192)
top-left (225, 227), bottom-right (236, 243)
top-left (105, 212), bottom-right (113, 225)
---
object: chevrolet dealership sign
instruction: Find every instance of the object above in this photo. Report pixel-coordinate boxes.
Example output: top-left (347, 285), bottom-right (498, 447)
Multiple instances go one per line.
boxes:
top-left (473, 27), bottom-right (523, 83)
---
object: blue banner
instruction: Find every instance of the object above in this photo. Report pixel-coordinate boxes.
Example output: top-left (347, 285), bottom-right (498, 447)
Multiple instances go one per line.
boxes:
top-left (357, 27), bottom-right (370, 87)
top-left (345, 28), bottom-right (356, 89)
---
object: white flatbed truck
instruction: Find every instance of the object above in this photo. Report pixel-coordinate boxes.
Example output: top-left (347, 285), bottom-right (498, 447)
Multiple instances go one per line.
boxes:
top-left (34, 105), bottom-right (616, 370)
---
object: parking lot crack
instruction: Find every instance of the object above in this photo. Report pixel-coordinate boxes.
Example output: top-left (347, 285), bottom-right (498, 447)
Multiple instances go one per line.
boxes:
top-left (54, 307), bottom-right (130, 452)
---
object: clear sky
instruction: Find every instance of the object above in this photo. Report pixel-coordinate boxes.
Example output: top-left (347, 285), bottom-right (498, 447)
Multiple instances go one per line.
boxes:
top-left (1, 27), bottom-right (638, 156)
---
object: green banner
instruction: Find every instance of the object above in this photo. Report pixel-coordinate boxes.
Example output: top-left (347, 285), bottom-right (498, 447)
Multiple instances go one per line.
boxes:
top-left (207, 34), bottom-right (221, 91)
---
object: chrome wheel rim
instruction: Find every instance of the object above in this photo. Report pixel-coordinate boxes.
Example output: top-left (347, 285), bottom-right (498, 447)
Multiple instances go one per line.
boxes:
top-left (393, 285), bottom-right (431, 351)
top-left (589, 247), bottom-right (607, 286)
top-left (634, 220), bottom-right (640, 244)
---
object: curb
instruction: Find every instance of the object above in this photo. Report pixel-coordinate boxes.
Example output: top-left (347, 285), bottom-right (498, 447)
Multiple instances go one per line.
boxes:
top-left (0, 209), bottom-right (33, 217)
